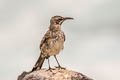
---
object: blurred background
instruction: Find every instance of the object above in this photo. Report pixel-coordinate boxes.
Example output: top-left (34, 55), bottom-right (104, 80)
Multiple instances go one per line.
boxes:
top-left (0, 0), bottom-right (120, 80)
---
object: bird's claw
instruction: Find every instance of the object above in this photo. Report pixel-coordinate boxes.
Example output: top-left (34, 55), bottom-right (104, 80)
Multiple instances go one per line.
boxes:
top-left (46, 67), bottom-right (56, 72)
top-left (55, 66), bottom-right (66, 69)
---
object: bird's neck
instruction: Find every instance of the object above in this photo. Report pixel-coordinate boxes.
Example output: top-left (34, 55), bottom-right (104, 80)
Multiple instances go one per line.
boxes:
top-left (49, 24), bottom-right (61, 31)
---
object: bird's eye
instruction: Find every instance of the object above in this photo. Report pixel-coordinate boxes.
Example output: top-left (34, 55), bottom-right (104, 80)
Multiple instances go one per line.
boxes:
top-left (59, 18), bottom-right (63, 21)
top-left (55, 18), bottom-right (63, 24)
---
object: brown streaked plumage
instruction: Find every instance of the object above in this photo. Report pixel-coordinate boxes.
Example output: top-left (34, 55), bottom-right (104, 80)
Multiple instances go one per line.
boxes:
top-left (32, 16), bottom-right (73, 72)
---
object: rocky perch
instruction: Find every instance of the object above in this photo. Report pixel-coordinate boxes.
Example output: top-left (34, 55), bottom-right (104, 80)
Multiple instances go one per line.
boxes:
top-left (18, 68), bottom-right (93, 80)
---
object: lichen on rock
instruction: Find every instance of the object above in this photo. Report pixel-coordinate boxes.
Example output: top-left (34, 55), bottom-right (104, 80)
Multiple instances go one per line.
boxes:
top-left (18, 68), bottom-right (93, 80)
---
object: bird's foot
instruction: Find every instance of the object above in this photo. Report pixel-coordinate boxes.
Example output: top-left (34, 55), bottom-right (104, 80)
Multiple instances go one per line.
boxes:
top-left (46, 67), bottom-right (53, 72)
top-left (55, 66), bottom-right (66, 69)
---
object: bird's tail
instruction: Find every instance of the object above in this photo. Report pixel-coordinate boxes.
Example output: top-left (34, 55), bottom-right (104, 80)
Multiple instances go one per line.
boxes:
top-left (31, 53), bottom-right (45, 72)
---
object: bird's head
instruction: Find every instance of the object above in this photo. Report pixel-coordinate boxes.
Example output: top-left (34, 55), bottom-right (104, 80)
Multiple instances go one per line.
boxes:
top-left (50, 16), bottom-right (73, 25)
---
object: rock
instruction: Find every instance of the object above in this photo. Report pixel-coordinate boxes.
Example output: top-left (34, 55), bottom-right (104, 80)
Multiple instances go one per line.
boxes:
top-left (18, 68), bottom-right (93, 80)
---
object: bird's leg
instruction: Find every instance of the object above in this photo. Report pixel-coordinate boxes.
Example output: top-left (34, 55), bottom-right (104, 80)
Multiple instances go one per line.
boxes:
top-left (54, 55), bottom-right (65, 69)
top-left (48, 58), bottom-right (51, 69)
top-left (47, 58), bottom-right (53, 71)
top-left (54, 55), bottom-right (60, 67)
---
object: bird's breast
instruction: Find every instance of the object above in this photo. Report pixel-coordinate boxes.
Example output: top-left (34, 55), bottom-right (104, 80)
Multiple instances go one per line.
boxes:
top-left (48, 32), bottom-right (64, 56)
top-left (41, 31), bottom-right (65, 57)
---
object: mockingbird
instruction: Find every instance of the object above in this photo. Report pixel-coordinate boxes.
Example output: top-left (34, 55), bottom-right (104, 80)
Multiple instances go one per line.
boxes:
top-left (32, 16), bottom-right (73, 72)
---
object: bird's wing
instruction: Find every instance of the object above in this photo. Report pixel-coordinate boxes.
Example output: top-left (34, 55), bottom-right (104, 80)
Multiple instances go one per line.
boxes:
top-left (63, 32), bottom-right (65, 41)
top-left (40, 30), bottom-right (51, 49)
top-left (61, 31), bottom-right (65, 41)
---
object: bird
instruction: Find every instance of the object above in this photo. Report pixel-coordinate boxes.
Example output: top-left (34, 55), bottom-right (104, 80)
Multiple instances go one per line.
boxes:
top-left (32, 16), bottom-right (73, 72)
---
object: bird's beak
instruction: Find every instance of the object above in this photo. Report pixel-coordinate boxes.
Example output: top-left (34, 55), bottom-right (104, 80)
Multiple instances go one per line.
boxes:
top-left (64, 17), bottom-right (74, 20)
